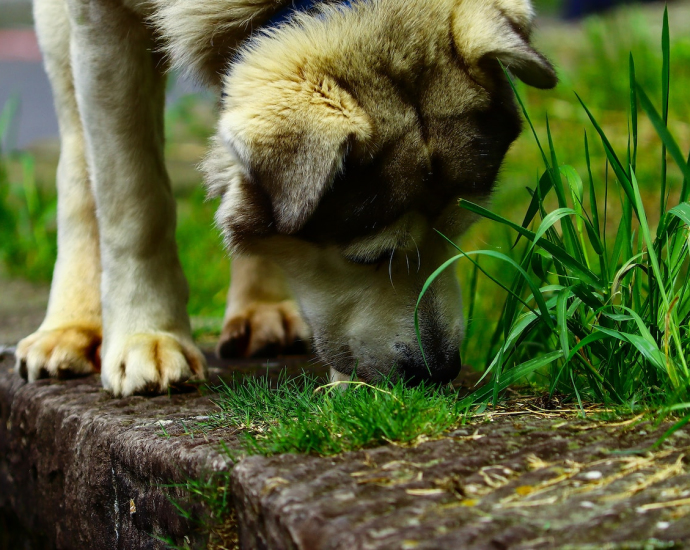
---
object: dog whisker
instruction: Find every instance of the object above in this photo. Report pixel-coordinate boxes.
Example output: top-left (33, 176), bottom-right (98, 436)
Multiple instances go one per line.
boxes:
top-left (308, 350), bottom-right (350, 366)
top-left (389, 248), bottom-right (396, 290)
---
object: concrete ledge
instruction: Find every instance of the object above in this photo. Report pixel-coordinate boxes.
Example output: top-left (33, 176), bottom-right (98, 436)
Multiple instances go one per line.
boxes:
top-left (0, 354), bottom-right (235, 549)
top-left (3, 352), bottom-right (690, 550)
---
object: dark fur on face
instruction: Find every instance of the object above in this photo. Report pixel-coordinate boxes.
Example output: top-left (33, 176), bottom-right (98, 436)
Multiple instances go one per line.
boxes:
top-left (298, 89), bottom-right (523, 245)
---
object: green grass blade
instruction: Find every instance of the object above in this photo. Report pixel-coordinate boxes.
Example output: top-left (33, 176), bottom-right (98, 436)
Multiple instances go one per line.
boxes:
top-left (547, 120), bottom-right (585, 263)
top-left (0, 97), bottom-right (20, 154)
top-left (461, 260), bottom-right (480, 359)
top-left (593, 326), bottom-right (666, 373)
top-left (660, 6), bottom-right (670, 213)
top-left (630, 169), bottom-right (688, 383)
top-left (636, 85), bottom-right (690, 196)
top-left (609, 188), bottom-right (632, 273)
top-left (683, 149), bottom-right (690, 204)
top-left (630, 170), bottom-right (669, 308)
top-left (513, 171), bottom-right (553, 248)
top-left (415, 255), bottom-right (463, 370)
top-left (566, 331), bottom-right (612, 364)
top-left (420, 248), bottom-right (554, 331)
top-left (629, 53), bottom-right (638, 172)
top-left (569, 369), bottom-right (586, 416)
top-left (623, 192), bottom-right (634, 266)
top-left (557, 287), bottom-right (572, 362)
top-left (571, 283), bottom-right (604, 310)
top-left (501, 63), bottom-right (551, 170)
top-left (562, 164), bottom-right (599, 264)
top-left (668, 203), bottom-right (690, 226)
top-left (547, 115), bottom-right (568, 209)
top-left (501, 243), bottom-right (537, 341)
top-left (459, 200), bottom-right (603, 289)
top-left (576, 93), bottom-right (637, 214)
top-left (434, 231), bottom-right (538, 314)
top-left (583, 132), bottom-right (600, 235)
top-left (649, 414), bottom-right (690, 451)
top-left (615, 305), bottom-right (668, 355)
top-left (584, 131), bottom-right (608, 278)
top-left (533, 207), bottom-right (579, 245)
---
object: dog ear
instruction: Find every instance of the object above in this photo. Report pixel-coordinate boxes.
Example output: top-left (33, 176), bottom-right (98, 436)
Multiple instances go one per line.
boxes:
top-left (228, 131), bottom-right (351, 235)
top-left (219, 76), bottom-right (372, 234)
top-left (453, 0), bottom-right (557, 89)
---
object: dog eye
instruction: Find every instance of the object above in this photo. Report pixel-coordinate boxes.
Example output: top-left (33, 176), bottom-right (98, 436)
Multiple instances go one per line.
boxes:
top-left (346, 250), bottom-right (394, 266)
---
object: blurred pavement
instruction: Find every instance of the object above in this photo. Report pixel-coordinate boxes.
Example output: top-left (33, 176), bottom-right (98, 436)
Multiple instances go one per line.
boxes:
top-left (0, 3), bottom-right (204, 149)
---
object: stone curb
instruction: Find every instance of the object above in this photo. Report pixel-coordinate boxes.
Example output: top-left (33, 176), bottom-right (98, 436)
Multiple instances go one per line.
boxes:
top-left (3, 352), bottom-right (690, 549)
top-left (0, 355), bottom-right (236, 549)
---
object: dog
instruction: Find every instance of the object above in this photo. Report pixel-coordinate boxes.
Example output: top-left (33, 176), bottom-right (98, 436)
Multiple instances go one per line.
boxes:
top-left (16, 0), bottom-right (556, 396)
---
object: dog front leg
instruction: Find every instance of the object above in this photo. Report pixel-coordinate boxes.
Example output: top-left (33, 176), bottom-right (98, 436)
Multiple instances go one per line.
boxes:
top-left (217, 255), bottom-right (310, 358)
top-left (68, 0), bottom-right (205, 396)
top-left (15, 0), bottom-right (102, 381)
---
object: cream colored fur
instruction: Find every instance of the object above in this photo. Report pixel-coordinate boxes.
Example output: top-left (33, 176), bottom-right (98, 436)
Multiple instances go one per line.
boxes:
top-left (249, 210), bottom-right (471, 382)
top-left (203, 0), bottom-right (555, 381)
top-left (149, 0), bottom-right (288, 87)
top-left (17, 0), bottom-right (102, 381)
top-left (218, 255), bottom-right (309, 358)
top-left (17, 0), bottom-right (554, 393)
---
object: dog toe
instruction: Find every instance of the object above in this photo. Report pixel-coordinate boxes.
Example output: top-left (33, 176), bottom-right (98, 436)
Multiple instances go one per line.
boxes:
top-left (102, 333), bottom-right (207, 397)
top-left (15, 325), bottom-right (102, 382)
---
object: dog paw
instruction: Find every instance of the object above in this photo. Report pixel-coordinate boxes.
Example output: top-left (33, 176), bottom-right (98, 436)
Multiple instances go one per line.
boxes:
top-left (102, 333), bottom-right (207, 397)
top-left (217, 300), bottom-right (310, 358)
top-left (15, 325), bottom-right (102, 382)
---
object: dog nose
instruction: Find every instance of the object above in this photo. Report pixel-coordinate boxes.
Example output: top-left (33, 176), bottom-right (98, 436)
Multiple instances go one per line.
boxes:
top-left (397, 347), bottom-right (462, 385)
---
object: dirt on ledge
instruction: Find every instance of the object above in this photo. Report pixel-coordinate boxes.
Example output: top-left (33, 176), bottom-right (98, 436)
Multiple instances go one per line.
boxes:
top-left (233, 411), bottom-right (690, 549)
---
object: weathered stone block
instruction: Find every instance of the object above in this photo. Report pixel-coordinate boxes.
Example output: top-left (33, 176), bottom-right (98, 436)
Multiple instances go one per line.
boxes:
top-left (232, 418), bottom-right (690, 549)
top-left (0, 355), bottom-right (235, 549)
top-left (3, 350), bottom-right (690, 550)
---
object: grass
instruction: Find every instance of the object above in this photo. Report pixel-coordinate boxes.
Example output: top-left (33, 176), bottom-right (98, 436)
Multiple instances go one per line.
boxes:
top-left (438, 6), bottom-right (690, 415)
top-left (458, 3), bottom-right (690, 368)
top-left (154, 471), bottom-right (237, 550)
top-left (175, 187), bottom-right (230, 320)
top-left (0, 97), bottom-right (57, 281)
top-left (206, 373), bottom-right (466, 457)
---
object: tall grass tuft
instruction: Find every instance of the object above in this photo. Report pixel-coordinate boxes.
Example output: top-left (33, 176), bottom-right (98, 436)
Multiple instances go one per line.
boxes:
top-left (419, 7), bottom-right (690, 411)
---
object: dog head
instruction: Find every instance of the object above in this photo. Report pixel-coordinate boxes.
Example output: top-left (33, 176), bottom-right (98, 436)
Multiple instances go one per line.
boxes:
top-left (203, 0), bottom-right (556, 384)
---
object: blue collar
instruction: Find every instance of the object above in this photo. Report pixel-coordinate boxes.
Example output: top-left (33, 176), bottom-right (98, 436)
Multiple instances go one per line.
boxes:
top-left (262, 0), bottom-right (353, 29)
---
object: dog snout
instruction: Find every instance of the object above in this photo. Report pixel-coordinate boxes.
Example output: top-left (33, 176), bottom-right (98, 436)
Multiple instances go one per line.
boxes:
top-left (395, 344), bottom-right (461, 386)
